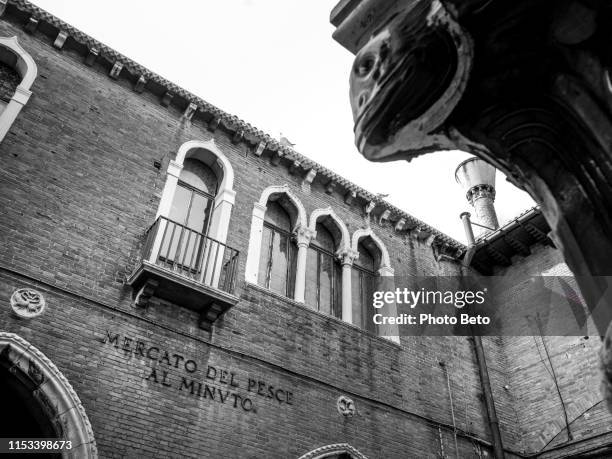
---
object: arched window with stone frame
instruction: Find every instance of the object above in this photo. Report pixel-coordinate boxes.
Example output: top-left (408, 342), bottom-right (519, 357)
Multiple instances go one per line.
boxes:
top-left (351, 236), bottom-right (381, 333)
top-left (304, 208), bottom-right (351, 319)
top-left (245, 184), bottom-right (308, 301)
top-left (158, 158), bottom-right (218, 275)
top-left (349, 228), bottom-right (399, 342)
top-left (305, 220), bottom-right (343, 317)
top-left (0, 36), bottom-right (37, 143)
top-left (0, 55), bottom-right (20, 112)
top-left (258, 199), bottom-right (299, 297)
top-left (144, 139), bottom-right (238, 291)
top-left (128, 140), bottom-right (239, 326)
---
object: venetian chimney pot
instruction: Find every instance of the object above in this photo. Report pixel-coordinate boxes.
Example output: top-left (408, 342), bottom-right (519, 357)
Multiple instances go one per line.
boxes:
top-left (455, 157), bottom-right (499, 237)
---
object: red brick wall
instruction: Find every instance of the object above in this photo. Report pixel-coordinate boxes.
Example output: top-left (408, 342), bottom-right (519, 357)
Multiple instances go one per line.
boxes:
top-left (0, 15), bottom-right (500, 459)
top-left (485, 245), bottom-right (612, 455)
top-left (1, 8), bottom-right (609, 458)
top-left (1, 269), bottom-right (498, 458)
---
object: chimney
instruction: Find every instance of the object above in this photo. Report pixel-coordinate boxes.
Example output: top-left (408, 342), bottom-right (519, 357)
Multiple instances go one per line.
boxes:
top-left (455, 157), bottom-right (499, 237)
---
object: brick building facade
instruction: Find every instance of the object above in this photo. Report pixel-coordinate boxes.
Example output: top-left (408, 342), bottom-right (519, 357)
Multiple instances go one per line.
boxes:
top-left (0, 2), bottom-right (610, 458)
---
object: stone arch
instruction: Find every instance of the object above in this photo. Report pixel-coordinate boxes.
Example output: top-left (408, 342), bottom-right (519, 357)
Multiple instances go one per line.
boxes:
top-left (257, 184), bottom-right (307, 230)
top-left (175, 139), bottom-right (234, 194)
top-left (350, 228), bottom-right (399, 342)
top-left (0, 36), bottom-right (38, 143)
top-left (0, 332), bottom-right (97, 458)
top-left (156, 139), bottom-right (236, 244)
top-left (245, 184), bottom-right (307, 286)
top-left (298, 443), bottom-right (368, 459)
top-left (308, 207), bottom-right (350, 253)
top-left (351, 227), bottom-right (392, 274)
top-left (0, 36), bottom-right (37, 90)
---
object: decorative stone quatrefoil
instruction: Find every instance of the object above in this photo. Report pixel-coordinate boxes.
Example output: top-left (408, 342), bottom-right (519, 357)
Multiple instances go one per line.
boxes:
top-left (10, 288), bottom-right (46, 318)
top-left (337, 395), bottom-right (356, 417)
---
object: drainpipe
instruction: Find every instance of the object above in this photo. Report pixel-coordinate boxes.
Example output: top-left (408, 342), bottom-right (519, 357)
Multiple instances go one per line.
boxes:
top-left (460, 213), bottom-right (505, 459)
top-left (472, 334), bottom-right (504, 459)
top-left (460, 212), bottom-right (477, 267)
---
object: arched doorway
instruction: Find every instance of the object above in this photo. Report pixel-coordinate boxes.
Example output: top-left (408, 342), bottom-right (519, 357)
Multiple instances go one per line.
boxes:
top-left (298, 443), bottom-right (368, 459)
top-left (0, 332), bottom-right (97, 458)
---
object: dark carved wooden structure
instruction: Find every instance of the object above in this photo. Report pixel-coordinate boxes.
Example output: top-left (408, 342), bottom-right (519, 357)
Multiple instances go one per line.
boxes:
top-left (331, 0), bottom-right (612, 448)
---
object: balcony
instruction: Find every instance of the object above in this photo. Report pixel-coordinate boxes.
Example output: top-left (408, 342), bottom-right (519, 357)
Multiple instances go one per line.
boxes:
top-left (127, 216), bottom-right (240, 331)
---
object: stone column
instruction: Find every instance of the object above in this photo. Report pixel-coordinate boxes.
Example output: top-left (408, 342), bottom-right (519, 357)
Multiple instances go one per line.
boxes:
top-left (149, 160), bottom-right (183, 263)
top-left (207, 188), bottom-right (237, 287)
top-left (156, 160), bottom-right (183, 219)
top-left (244, 203), bottom-right (267, 284)
top-left (337, 248), bottom-right (359, 325)
top-left (209, 188), bottom-right (237, 243)
top-left (468, 184), bottom-right (499, 232)
top-left (293, 226), bottom-right (315, 303)
top-left (378, 265), bottom-right (400, 344)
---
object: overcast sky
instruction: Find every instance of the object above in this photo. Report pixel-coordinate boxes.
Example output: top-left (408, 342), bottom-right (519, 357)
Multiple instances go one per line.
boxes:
top-left (31, 0), bottom-right (535, 241)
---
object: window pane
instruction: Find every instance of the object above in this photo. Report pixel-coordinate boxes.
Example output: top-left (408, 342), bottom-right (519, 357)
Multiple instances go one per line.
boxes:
top-left (168, 185), bottom-right (192, 225)
top-left (264, 201), bottom-right (292, 230)
top-left (180, 158), bottom-right (218, 194)
top-left (333, 263), bottom-right (343, 319)
top-left (354, 242), bottom-right (376, 271)
top-left (186, 192), bottom-right (210, 233)
top-left (287, 241), bottom-right (297, 298)
top-left (362, 273), bottom-right (377, 334)
top-left (258, 226), bottom-right (273, 288)
top-left (319, 253), bottom-right (333, 315)
top-left (269, 232), bottom-right (289, 295)
top-left (312, 223), bottom-right (335, 252)
top-left (351, 269), bottom-right (362, 327)
top-left (304, 247), bottom-right (319, 309)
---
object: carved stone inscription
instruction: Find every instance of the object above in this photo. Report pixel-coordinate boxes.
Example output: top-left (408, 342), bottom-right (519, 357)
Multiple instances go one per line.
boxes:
top-left (103, 330), bottom-right (294, 413)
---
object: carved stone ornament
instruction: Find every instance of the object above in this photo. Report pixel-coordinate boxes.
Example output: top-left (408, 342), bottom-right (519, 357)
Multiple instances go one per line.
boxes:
top-left (10, 288), bottom-right (46, 318)
top-left (0, 332), bottom-right (98, 457)
top-left (336, 395), bottom-right (356, 417)
top-left (338, 0), bottom-right (612, 415)
top-left (298, 443), bottom-right (368, 459)
top-left (348, 0), bottom-right (474, 163)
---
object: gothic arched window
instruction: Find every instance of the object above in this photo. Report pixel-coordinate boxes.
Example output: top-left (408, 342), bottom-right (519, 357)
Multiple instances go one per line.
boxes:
top-left (258, 200), bottom-right (298, 297)
top-left (160, 159), bottom-right (218, 276)
top-left (0, 60), bottom-right (19, 114)
top-left (305, 221), bottom-right (342, 318)
top-left (351, 237), bottom-right (380, 333)
top-left (0, 36), bottom-right (37, 144)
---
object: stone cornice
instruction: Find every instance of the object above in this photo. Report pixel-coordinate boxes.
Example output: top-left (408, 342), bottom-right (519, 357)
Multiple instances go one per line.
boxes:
top-left (2, 0), bottom-right (465, 254)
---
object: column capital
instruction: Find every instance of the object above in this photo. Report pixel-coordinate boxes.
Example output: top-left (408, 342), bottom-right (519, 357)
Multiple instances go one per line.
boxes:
top-left (294, 226), bottom-right (316, 247)
top-left (337, 248), bottom-right (359, 266)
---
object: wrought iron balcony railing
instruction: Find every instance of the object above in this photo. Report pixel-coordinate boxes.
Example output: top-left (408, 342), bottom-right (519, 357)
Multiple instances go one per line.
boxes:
top-left (142, 216), bottom-right (239, 294)
top-left (127, 216), bottom-right (240, 330)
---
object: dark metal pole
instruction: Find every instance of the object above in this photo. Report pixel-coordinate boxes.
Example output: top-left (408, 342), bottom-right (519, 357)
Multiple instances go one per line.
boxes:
top-left (460, 211), bottom-right (476, 245)
top-left (472, 334), bottom-right (505, 458)
top-left (460, 212), bottom-right (505, 458)
top-left (460, 212), bottom-right (477, 267)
